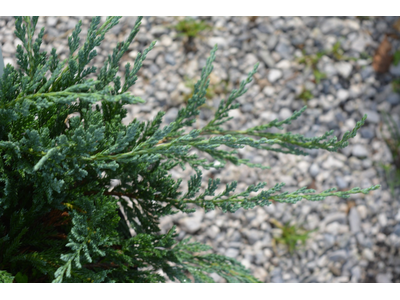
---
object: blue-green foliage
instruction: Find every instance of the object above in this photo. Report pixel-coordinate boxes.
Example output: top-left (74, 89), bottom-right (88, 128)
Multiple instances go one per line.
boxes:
top-left (0, 16), bottom-right (379, 283)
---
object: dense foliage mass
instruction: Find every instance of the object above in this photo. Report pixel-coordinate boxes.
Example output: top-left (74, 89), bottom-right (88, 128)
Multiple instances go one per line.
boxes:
top-left (0, 16), bottom-right (379, 283)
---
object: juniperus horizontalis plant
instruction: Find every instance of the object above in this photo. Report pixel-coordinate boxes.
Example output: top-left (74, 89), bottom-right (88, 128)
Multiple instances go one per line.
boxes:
top-left (0, 16), bottom-right (379, 283)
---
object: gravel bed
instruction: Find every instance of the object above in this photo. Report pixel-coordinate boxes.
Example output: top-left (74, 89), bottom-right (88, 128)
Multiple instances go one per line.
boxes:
top-left (1, 16), bottom-right (400, 283)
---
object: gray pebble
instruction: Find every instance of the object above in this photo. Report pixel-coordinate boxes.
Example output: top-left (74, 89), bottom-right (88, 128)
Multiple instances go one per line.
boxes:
top-left (257, 23), bottom-right (274, 34)
top-left (275, 41), bottom-right (292, 59)
top-left (390, 63), bottom-right (400, 76)
top-left (360, 66), bottom-right (374, 80)
top-left (244, 229), bottom-right (260, 245)
top-left (267, 35), bottom-right (278, 50)
top-left (241, 103), bottom-right (254, 113)
top-left (254, 252), bottom-right (265, 265)
top-left (206, 225), bottom-right (220, 239)
top-left (393, 223), bottom-right (400, 236)
top-left (150, 26), bottom-right (167, 36)
top-left (351, 265), bottom-right (362, 282)
top-left (348, 207), bottom-right (361, 234)
top-left (149, 64), bottom-right (160, 74)
top-left (363, 110), bottom-right (380, 124)
top-left (259, 50), bottom-right (275, 68)
top-left (164, 107), bottom-right (178, 123)
top-left (328, 250), bottom-right (348, 262)
top-left (324, 234), bottom-right (335, 248)
top-left (155, 91), bottom-right (168, 102)
top-left (164, 53), bottom-right (176, 65)
top-left (67, 19), bottom-right (78, 30)
top-left (271, 275), bottom-right (284, 283)
top-left (306, 214), bottom-right (320, 230)
top-left (321, 18), bottom-right (344, 34)
top-left (179, 218), bottom-right (201, 234)
top-left (362, 248), bottom-right (375, 261)
top-left (350, 34), bottom-right (370, 52)
top-left (387, 93), bottom-right (400, 105)
top-left (140, 105), bottom-right (153, 113)
top-left (322, 212), bottom-right (347, 226)
top-left (351, 145), bottom-right (368, 158)
top-left (335, 112), bottom-right (347, 122)
top-left (336, 176), bottom-right (348, 189)
top-left (359, 127), bottom-right (375, 139)
top-left (376, 273), bottom-right (392, 283)
top-left (225, 248), bottom-right (240, 258)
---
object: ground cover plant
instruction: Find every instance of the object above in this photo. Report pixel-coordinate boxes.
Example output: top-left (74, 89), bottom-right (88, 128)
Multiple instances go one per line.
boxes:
top-left (380, 111), bottom-right (400, 196)
top-left (172, 17), bottom-right (212, 53)
top-left (0, 16), bottom-right (380, 283)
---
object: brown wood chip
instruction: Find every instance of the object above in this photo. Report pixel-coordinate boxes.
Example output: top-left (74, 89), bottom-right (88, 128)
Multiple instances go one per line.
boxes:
top-left (373, 35), bottom-right (393, 73)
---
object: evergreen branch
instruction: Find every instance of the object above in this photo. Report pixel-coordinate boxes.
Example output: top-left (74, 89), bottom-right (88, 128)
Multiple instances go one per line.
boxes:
top-left (199, 113), bottom-right (366, 154)
top-left (1, 84), bottom-right (145, 109)
top-left (203, 62), bottom-right (259, 132)
top-left (49, 17), bottom-right (124, 93)
top-left (171, 181), bottom-right (381, 213)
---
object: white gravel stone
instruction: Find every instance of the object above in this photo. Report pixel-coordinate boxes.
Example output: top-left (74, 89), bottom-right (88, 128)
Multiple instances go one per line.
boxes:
top-left (297, 161), bottom-right (309, 174)
top-left (325, 222), bottom-right (340, 234)
top-left (357, 205), bottom-right (368, 219)
top-left (335, 62), bottom-right (353, 78)
top-left (263, 248), bottom-right (273, 259)
top-left (268, 69), bottom-right (283, 83)
top-left (322, 156), bottom-right (344, 169)
top-left (160, 35), bottom-right (173, 47)
top-left (1, 42), bottom-right (14, 53)
top-left (337, 89), bottom-right (350, 102)
top-left (46, 16), bottom-right (58, 27)
top-left (309, 163), bottom-right (320, 178)
top-left (3, 58), bottom-right (14, 68)
top-left (263, 86), bottom-right (275, 96)
top-left (276, 60), bottom-right (291, 69)
top-left (206, 225), bottom-right (220, 239)
top-left (279, 108), bottom-right (292, 120)
top-left (306, 214), bottom-right (320, 230)
top-left (395, 209), bottom-right (400, 222)
top-left (377, 213), bottom-right (388, 227)
top-left (362, 248), bottom-right (375, 261)
top-left (208, 37), bottom-right (228, 48)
